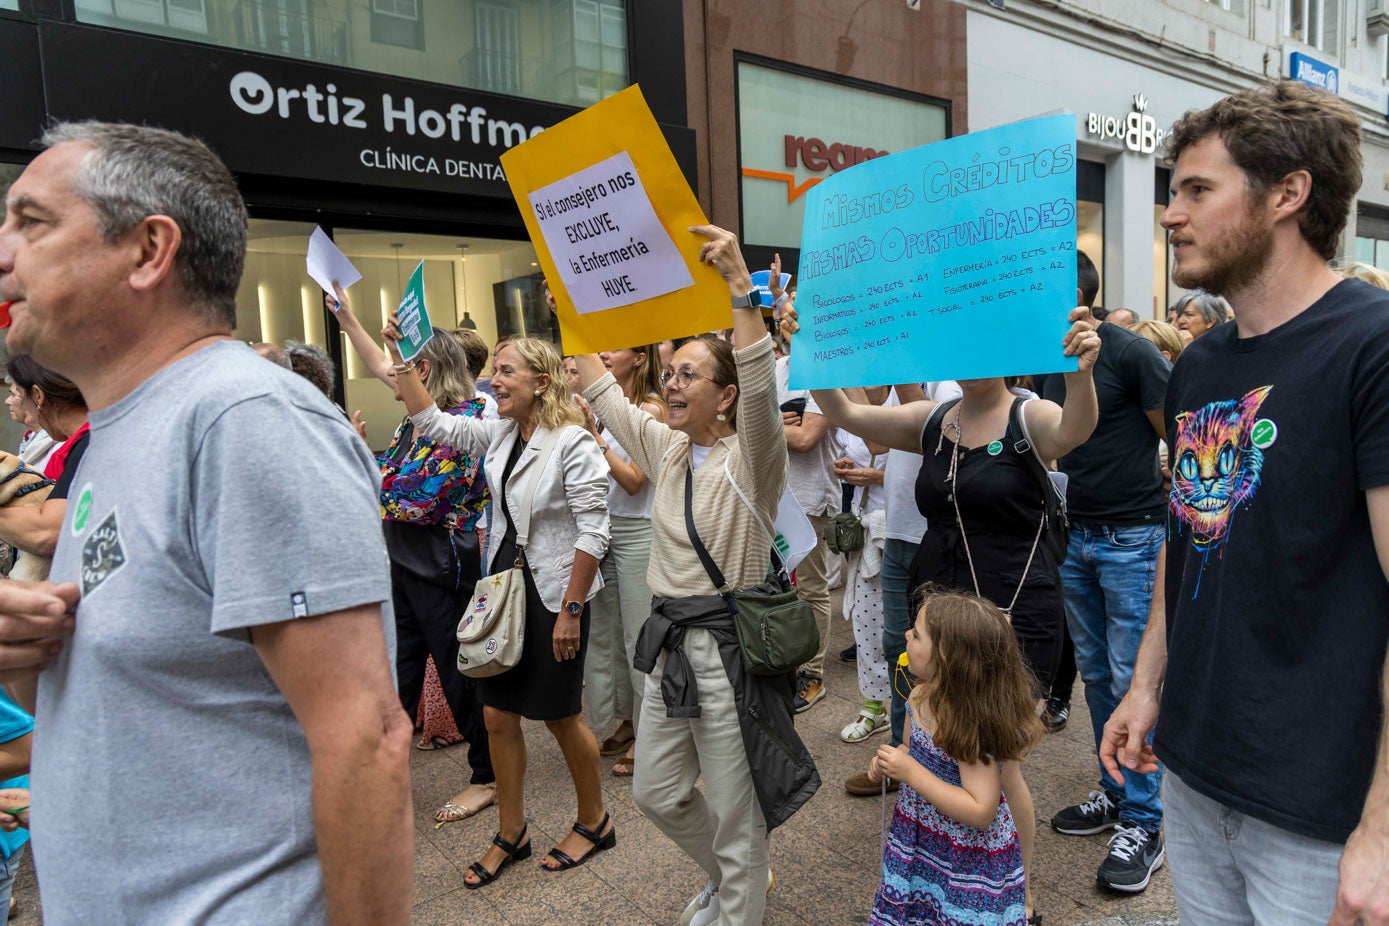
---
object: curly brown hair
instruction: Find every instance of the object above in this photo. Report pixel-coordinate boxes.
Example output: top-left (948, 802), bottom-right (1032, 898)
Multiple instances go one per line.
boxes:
top-left (1164, 80), bottom-right (1361, 261)
top-left (908, 589), bottom-right (1044, 765)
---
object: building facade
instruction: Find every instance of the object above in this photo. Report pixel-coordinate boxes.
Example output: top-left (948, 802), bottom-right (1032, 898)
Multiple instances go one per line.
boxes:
top-left (682, 0), bottom-right (969, 274)
top-left (963, 0), bottom-right (1389, 316)
top-left (0, 0), bottom-right (688, 447)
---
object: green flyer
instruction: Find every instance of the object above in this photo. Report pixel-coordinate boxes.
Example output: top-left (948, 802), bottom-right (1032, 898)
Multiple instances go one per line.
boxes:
top-left (395, 261), bottom-right (434, 362)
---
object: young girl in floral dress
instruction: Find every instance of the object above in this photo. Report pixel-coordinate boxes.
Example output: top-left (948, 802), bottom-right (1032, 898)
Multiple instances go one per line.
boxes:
top-left (869, 589), bottom-right (1044, 925)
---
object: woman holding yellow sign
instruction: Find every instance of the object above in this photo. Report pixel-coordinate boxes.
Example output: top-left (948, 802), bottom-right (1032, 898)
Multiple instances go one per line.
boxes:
top-left (574, 224), bottom-right (819, 926)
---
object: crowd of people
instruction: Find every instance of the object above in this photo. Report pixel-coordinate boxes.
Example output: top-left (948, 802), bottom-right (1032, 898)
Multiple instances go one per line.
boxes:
top-left (0, 77), bottom-right (1383, 926)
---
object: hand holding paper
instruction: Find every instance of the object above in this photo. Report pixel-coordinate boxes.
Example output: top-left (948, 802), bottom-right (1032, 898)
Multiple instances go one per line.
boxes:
top-left (1061, 306), bottom-right (1101, 371)
top-left (690, 225), bottom-right (754, 296)
top-left (306, 227), bottom-right (361, 298)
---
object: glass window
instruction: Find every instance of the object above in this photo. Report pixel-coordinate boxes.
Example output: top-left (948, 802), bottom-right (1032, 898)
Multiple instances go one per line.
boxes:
top-left (0, 1), bottom-right (19, 9)
top-left (370, 0), bottom-right (423, 50)
top-left (737, 60), bottom-right (948, 250)
top-left (76, 0), bottom-right (208, 35)
top-left (1287, 0), bottom-right (1325, 48)
top-left (75, 0), bottom-right (630, 109)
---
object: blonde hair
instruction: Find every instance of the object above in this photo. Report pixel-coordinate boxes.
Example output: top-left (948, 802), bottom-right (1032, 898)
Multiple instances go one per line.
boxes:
top-left (498, 337), bottom-right (584, 431)
top-left (1130, 319), bottom-right (1185, 362)
top-left (1339, 261), bottom-right (1389, 290)
top-left (908, 589), bottom-right (1043, 764)
top-left (417, 329), bottom-right (476, 410)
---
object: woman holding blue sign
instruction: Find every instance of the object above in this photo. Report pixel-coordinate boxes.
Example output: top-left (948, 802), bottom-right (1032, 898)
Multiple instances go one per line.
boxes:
top-left (810, 304), bottom-right (1100, 921)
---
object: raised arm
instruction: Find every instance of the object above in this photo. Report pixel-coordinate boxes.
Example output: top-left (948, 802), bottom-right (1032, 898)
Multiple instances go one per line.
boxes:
top-left (689, 225), bottom-right (763, 350)
top-left (810, 388), bottom-right (936, 454)
top-left (382, 314), bottom-right (492, 457)
top-left (1019, 306), bottom-right (1101, 462)
top-left (331, 283), bottom-right (394, 387)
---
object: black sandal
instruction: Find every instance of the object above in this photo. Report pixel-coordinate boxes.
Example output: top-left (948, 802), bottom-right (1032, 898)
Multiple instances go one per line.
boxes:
top-left (464, 824), bottom-right (531, 890)
top-left (541, 812), bottom-right (616, 871)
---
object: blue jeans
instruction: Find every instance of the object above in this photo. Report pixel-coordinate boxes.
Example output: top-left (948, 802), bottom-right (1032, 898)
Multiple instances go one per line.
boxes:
top-left (1164, 772), bottom-right (1340, 925)
top-left (1059, 522), bottom-right (1164, 829)
top-left (880, 538), bottom-right (919, 747)
top-left (0, 843), bottom-right (24, 924)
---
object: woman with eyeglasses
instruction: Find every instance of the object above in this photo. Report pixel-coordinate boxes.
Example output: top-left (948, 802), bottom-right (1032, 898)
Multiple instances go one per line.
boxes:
top-left (572, 343), bottom-right (666, 778)
top-left (572, 224), bottom-right (818, 926)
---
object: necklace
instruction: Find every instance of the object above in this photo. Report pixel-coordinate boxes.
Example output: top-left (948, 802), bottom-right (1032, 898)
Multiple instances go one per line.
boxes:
top-left (944, 414), bottom-right (1044, 620)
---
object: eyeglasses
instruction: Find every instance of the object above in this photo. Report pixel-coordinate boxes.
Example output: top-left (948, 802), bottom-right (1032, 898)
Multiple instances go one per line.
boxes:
top-left (660, 369), bottom-right (713, 389)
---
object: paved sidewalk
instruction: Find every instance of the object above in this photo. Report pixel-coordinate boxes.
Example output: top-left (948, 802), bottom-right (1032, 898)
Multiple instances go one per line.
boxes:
top-left (8, 587), bottom-right (1177, 924)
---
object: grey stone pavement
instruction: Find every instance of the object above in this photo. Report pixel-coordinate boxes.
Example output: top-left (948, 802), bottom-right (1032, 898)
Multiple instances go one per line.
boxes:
top-left (7, 586), bottom-right (1176, 925)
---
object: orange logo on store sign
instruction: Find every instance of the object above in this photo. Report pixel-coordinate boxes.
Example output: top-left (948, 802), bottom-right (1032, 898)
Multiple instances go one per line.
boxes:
top-left (744, 134), bottom-right (891, 204)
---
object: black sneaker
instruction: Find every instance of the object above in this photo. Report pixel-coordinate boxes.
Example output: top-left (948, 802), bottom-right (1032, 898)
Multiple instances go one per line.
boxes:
top-left (1097, 824), bottom-right (1164, 892)
top-left (840, 643), bottom-right (858, 662)
top-left (792, 672), bottom-right (826, 713)
top-left (1041, 697), bottom-right (1069, 732)
top-left (1050, 789), bottom-right (1122, 835)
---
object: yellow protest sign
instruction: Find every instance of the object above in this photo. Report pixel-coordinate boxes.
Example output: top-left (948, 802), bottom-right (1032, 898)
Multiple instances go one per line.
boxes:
top-left (501, 85), bottom-right (730, 353)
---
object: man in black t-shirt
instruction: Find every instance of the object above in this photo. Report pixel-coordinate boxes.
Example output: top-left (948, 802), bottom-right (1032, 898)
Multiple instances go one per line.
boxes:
top-left (1101, 81), bottom-right (1389, 923)
top-left (1036, 250), bottom-right (1172, 894)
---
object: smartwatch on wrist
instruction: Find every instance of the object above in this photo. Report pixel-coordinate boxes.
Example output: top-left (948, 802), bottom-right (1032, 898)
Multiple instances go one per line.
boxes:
top-left (731, 289), bottom-right (773, 310)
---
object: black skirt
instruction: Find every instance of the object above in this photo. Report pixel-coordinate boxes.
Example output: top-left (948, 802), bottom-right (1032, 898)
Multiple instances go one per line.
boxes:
top-left (475, 441), bottom-right (590, 720)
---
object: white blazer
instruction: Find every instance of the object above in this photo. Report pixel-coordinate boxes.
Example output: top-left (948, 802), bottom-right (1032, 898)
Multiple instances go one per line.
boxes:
top-left (410, 406), bottom-right (610, 611)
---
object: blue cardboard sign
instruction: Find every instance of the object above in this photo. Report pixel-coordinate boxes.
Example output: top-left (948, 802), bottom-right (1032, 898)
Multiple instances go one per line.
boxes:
top-left (788, 115), bottom-right (1078, 389)
top-left (751, 270), bottom-right (792, 300)
top-left (1289, 52), bottom-right (1339, 94)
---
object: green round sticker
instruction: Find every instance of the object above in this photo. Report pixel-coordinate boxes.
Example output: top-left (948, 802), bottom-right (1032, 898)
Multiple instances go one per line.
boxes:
top-left (1251, 419), bottom-right (1278, 450)
top-left (71, 483), bottom-right (93, 536)
top-left (987, 440), bottom-right (1004, 456)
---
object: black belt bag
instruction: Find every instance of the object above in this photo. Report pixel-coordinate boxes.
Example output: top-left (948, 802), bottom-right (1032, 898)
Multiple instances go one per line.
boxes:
top-left (683, 468), bottom-right (818, 676)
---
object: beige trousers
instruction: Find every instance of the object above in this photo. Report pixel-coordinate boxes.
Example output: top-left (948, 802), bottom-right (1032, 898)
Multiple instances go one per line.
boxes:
top-left (633, 629), bottom-right (770, 925)
top-left (583, 516), bottom-right (653, 732)
top-left (796, 514), bottom-right (834, 679)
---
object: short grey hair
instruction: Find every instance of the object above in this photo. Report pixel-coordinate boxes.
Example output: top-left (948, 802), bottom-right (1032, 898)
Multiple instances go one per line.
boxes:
top-left (1175, 291), bottom-right (1231, 328)
top-left (40, 121), bottom-right (247, 328)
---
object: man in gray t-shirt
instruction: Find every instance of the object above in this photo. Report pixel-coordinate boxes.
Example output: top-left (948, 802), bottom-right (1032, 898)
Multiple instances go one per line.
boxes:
top-left (0, 123), bottom-right (410, 924)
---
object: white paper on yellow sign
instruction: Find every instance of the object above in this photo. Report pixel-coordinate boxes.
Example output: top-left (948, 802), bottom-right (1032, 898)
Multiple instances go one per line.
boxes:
top-left (501, 85), bottom-right (730, 353)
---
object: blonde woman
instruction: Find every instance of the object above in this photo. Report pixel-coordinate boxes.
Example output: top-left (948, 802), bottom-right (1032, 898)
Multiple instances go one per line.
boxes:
top-left (382, 324), bottom-right (613, 889)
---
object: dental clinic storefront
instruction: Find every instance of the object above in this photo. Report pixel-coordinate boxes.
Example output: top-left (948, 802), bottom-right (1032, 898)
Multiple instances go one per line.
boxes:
top-left (0, 0), bottom-right (692, 449)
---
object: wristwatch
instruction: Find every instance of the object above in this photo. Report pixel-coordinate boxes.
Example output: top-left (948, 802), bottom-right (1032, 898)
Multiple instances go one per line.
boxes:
top-left (595, 442), bottom-right (610, 454)
top-left (731, 289), bottom-right (773, 310)
top-left (562, 599), bottom-right (584, 617)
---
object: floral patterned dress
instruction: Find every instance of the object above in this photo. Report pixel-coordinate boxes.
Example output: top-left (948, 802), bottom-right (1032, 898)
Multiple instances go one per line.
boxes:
top-left (871, 724), bottom-right (1026, 926)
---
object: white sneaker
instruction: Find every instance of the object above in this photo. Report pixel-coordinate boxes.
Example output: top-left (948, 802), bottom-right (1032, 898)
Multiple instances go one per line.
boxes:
top-left (681, 881), bottom-right (719, 926)
top-left (839, 707), bottom-right (888, 743)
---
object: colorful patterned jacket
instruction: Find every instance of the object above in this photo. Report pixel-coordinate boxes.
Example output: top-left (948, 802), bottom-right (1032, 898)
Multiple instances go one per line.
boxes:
top-left (379, 398), bottom-right (488, 531)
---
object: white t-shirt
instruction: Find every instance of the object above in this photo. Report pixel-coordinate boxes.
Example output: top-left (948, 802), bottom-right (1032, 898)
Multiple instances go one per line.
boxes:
top-left (884, 382), bottom-right (962, 543)
top-left (775, 355), bottom-right (841, 517)
top-left (690, 443), bottom-right (713, 470)
top-left (601, 425), bottom-right (653, 519)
